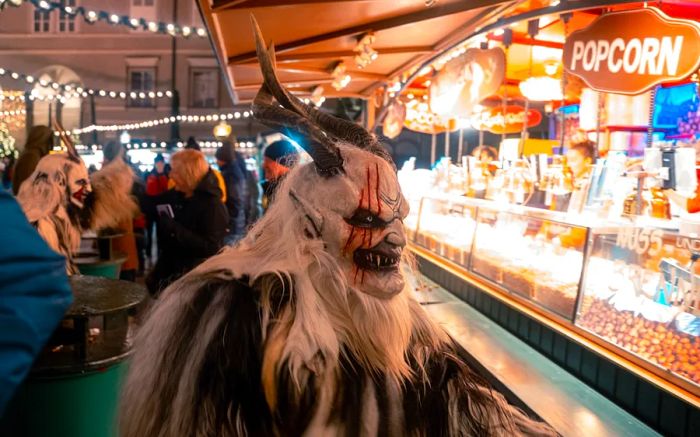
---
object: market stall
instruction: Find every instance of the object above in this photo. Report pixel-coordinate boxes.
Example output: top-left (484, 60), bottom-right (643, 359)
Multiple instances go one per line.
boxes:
top-left (392, 2), bottom-right (700, 435)
top-left (199, 0), bottom-right (700, 434)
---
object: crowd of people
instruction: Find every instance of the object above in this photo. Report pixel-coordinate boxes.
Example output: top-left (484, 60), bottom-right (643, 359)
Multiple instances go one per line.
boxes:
top-left (0, 126), bottom-right (301, 297)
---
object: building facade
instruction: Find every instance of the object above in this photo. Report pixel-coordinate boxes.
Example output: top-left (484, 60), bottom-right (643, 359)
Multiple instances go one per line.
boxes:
top-left (0, 0), bottom-right (254, 151)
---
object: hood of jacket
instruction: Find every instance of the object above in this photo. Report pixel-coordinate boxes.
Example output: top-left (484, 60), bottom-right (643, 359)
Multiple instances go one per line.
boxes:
top-left (194, 169), bottom-right (223, 199)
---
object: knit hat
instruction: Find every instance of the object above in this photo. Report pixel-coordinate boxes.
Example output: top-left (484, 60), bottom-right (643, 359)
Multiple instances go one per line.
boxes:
top-left (103, 141), bottom-right (125, 163)
top-left (215, 141), bottom-right (234, 163)
top-left (264, 140), bottom-right (299, 168)
top-left (154, 153), bottom-right (165, 163)
top-left (185, 136), bottom-right (201, 151)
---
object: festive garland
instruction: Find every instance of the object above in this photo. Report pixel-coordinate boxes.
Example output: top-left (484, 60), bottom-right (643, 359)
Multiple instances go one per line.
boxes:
top-left (0, 0), bottom-right (207, 39)
top-left (0, 67), bottom-right (173, 102)
top-left (0, 122), bottom-right (17, 158)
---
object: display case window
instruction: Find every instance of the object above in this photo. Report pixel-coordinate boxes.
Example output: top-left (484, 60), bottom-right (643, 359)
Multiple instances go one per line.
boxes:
top-left (413, 196), bottom-right (477, 270)
top-left (470, 205), bottom-right (587, 320)
top-left (577, 226), bottom-right (700, 388)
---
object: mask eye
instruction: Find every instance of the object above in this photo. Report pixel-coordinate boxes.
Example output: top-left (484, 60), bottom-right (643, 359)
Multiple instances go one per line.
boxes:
top-left (346, 208), bottom-right (384, 228)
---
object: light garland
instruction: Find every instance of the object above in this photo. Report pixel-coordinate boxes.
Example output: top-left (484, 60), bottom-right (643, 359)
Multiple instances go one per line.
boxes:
top-left (0, 108), bottom-right (26, 117)
top-left (0, 67), bottom-right (173, 102)
top-left (0, 0), bottom-right (207, 39)
top-left (54, 111), bottom-right (252, 136)
top-left (68, 140), bottom-right (256, 152)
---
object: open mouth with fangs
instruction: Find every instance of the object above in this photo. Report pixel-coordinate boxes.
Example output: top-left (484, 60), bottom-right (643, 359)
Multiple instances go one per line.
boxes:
top-left (353, 247), bottom-right (402, 271)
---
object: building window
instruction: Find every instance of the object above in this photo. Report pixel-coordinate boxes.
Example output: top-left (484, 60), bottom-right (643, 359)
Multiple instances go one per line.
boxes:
top-left (190, 68), bottom-right (219, 108)
top-left (34, 9), bottom-right (50, 32)
top-left (58, 0), bottom-right (77, 33)
top-left (128, 68), bottom-right (156, 107)
top-left (131, 0), bottom-right (157, 24)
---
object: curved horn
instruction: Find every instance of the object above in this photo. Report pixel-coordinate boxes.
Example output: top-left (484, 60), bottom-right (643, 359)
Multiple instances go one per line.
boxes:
top-left (253, 82), bottom-right (343, 176)
top-left (51, 117), bottom-right (79, 161)
top-left (250, 15), bottom-right (378, 151)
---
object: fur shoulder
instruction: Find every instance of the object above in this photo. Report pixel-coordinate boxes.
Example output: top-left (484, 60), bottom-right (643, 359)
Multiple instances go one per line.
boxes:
top-left (88, 159), bottom-right (139, 230)
top-left (16, 168), bottom-right (63, 224)
top-left (120, 271), bottom-right (275, 437)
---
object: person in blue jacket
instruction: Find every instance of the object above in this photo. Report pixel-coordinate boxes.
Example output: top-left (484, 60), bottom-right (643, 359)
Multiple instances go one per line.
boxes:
top-left (0, 189), bottom-right (72, 415)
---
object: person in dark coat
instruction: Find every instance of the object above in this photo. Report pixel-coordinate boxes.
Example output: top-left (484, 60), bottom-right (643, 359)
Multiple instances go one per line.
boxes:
top-left (11, 126), bottom-right (53, 194)
top-left (144, 153), bottom-right (170, 258)
top-left (146, 149), bottom-right (228, 296)
top-left (261, 139), bottom-right (299, 211)
top-left (215, 142), bottom-right (247, 244)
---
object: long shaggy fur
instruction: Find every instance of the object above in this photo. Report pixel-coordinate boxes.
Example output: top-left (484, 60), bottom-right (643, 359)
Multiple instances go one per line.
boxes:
top-left (120, 156), bottom-right (556, 437)
top-left (16, 154), bottom-right (137, 273)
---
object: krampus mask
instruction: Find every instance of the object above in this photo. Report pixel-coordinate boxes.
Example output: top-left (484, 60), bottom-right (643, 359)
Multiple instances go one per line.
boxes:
top-left (17, 126), bottom-right (137, 274)
top-left (119, 17), bottom-right (555, 437)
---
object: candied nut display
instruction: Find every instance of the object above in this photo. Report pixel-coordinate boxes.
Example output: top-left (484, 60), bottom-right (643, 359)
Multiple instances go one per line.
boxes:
top-left (578, 299), bottom-right (699, 384)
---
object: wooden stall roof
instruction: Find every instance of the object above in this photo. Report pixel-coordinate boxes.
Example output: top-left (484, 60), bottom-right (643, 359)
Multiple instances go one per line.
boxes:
top-left (197, 0), bottom-right (519, 104)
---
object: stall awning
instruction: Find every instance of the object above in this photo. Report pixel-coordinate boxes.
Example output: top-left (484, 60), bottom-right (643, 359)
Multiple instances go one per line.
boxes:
top-left (197, 0), bottom-right (516, 104)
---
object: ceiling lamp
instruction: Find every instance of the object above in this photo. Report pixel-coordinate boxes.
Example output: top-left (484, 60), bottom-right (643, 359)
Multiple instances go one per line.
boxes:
top-left (310, 85), bottom-right (325, 107)
top-left (519, 76), bottom-right (563, 101)
top-left (354, 32), bottom-right (378, 69)
top-left (213, 120), bottom-right (232, 140)
top-left (331, 62), bottom-right (351, 91)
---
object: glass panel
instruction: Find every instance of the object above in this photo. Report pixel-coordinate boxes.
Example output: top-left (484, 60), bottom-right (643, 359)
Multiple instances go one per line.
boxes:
top-left (34, 10), bottom-right (50, 33)
top-left (413, 195), bottom-right (477, 270)
top-left (191, 69), bottom-right (219, 108)
top-left (128, 68), bottom-right (155, 107)
top-left (58, 0), bottom-right (77, 33)
top-left (470, 205), bottom-right (586, 320)
top-left (577, 225), bottom-right (700, 387)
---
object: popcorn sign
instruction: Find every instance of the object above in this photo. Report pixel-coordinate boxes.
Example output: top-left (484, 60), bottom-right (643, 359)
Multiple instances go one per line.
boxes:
top-left (563, 8), bottom-right (700, 95)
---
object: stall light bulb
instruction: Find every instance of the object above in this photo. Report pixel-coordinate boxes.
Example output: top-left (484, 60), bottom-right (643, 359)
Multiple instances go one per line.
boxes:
top-left (196, 28), bottom-right (207, 37)
top-left (156, 91), bottom-right (163, 98)
top-left (110, 14), bottom-right (120, 24)
top-left (130, 18), bottom-right (140, 27)
top-left (138, 92), bottom-right (146, 99)
top-left (243, 111), bottom-right (250, 118)
top-left (51, 82), bottom-right (60, 89)
top-left (86, 11), bottom-right (98, 22)
top-left (234, 112), bottom-right (241, 119)
top-left (119, 91), bottom-right (126, 99)
top-left (10, 72), bottom-right (19, 79)
top-left (25, 75), bottom-right (34, 83)
top-left (99, 90), bottom-right (107, 97)
top-left (38, 1), bottom-right (50, 9)
top-left (64, 6), bottom-right (73, 14)
top-left (148, 22), bottom-right (159, 32)
top-left (165, 90), bottom-right (173, 97)
top-left (182, 26), bottom-right (191, 37)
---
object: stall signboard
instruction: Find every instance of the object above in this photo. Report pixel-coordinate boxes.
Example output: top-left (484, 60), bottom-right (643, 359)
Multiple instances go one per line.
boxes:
top-left (430, 47), bottom-right (506, 117)
top-left (471, 105), bottom-right (542, 134)
top-left (563, 7), bottom-right (700, 95)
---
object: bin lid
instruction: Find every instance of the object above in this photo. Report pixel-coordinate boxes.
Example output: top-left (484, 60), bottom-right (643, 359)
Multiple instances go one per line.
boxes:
top-left (68, 275), bottom-right (147, 317)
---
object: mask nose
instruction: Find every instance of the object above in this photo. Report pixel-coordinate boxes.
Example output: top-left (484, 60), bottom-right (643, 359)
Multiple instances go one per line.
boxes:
top-left (385, 219), bottom-right (407, 248)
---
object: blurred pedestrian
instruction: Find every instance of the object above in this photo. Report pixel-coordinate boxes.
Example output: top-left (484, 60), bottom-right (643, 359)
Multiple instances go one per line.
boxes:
top-left (183, 136), bottom-right (228, 203)
top-left (144, 153), bottom-right (169, 259)
top-left (146, 149), bottom-right (228, 296)
top-left (11, 126), bottom-right (53, 194)
top-left (216, 141), bottom-right (247, 243)
top-left (102, 142), bottom-right (141, 281)
top-left (261, 139), bottom-right (299, 211)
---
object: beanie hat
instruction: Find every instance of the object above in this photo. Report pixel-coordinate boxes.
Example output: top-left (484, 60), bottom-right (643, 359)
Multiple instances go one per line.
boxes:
top-left (103, 141), bottom-right (124, 163)
top-left (215, 141), bottom-right (234, 163)
top-left (185, 136), bottom-right (201, 151)
top-left (264, 140), bottom-right (299, 168)
top-left (154, 153), bottom-right (165, 163)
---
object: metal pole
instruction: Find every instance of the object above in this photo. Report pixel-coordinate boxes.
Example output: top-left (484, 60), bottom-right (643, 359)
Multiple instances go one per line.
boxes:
top-left (24, 91), bottom-right (33, 138)
top-left (444, 130), bottom-right (450, 159)
top-left (430, 132), bottom-right (436, 166)
top-left (170, 0), bottom-right (180, 143)
top-left (90, 94), bottom-right (97, 145)
top-left (457, 127), bottom-right (464, 161)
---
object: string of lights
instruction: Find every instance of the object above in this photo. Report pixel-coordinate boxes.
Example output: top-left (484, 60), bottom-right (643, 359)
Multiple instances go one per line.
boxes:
top-left (0, 0), bottom-right (208, 39)
top-left (0, 109), bottom-right (26, 117)
top-left (62, 140), bottom-right (257, 152)
top-left (54, 110), bottom-right (252, 136)
top-left (0, 67), bottom-right (173, 102)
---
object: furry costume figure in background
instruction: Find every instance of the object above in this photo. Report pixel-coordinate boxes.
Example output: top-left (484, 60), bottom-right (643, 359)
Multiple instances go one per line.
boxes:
top-left (16, 128), bottom-right (137, 274)
top-left (119, 17), bottom-right (556, 437)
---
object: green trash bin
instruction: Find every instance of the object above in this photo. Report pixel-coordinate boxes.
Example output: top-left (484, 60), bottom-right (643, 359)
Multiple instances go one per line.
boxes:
top-left (1, 275), bottom-right (148, 437)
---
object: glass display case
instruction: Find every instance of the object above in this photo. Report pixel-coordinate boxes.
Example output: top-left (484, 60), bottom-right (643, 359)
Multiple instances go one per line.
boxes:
top-left (576, 225), bottom-right (700, 386)
top-left (409, 192), bottom-right (700, 392)
top-left (413, 195), bottom-right (477, 269)
top-left (469, 204), bottom-right (587, 320)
